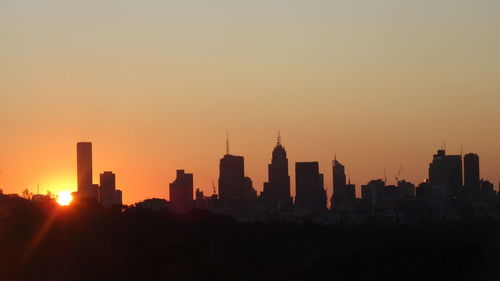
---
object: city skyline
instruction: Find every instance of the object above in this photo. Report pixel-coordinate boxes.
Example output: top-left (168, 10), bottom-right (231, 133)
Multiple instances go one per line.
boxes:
top-left (2, 2), bottom-right (500, 280)
top-left (1, 136), bottom-right (498, 205)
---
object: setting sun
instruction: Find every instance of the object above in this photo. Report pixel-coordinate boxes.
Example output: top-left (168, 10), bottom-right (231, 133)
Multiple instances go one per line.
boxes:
top-left (57, 191), bottom-right (73, 206)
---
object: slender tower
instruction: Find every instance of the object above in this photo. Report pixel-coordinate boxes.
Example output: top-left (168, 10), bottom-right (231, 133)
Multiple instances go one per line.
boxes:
top-left (77, 142), bottom-right (93, 196)
top-left (262, 132), bottom-right (291, 206)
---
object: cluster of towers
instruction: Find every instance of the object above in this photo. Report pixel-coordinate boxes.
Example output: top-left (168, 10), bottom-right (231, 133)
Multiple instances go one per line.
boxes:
top-left (169, 133), bottom-right (338, 215)
top-left (76, 142), bottom-right (122, 208)
top-left (167, 134), bottom-right (498, 220)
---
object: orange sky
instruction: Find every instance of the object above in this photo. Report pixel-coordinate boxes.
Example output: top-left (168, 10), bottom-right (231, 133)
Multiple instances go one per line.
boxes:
top-left (1, 1), bottom-right (500, 204)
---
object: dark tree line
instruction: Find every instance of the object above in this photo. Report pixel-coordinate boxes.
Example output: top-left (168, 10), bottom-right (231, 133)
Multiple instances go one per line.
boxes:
top-left (1, 195), bottom-right (499, 281)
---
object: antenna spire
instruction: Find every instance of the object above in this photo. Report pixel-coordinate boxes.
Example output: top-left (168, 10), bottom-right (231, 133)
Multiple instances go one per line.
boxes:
top-left (226, 133), bottom-right (230, 155)
top-left (277, 131), bottom-right (281, 146)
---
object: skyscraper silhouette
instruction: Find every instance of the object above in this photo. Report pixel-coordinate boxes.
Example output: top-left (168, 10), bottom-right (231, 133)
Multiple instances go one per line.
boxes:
top-left (464, 153), bottom-right (480, 188)
top-left (428, 149), bottom-right (463, 195)
top-left (99, 171), bottom-right (122, 208)
top-left (330, 158), bottom-right (356, 210)
top-left (261, 132), bottom-right (292, 211)
top-left (169, 170), bottom-right (194, 213)
top-left (295, 162), bottom-right (327, 212)
top-left (218, 137), bottom-right (257, 212)
top-left (77, 142), bottom-right (97, 199)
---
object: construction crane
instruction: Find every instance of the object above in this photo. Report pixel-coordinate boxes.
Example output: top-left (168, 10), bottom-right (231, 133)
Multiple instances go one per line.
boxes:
top-left (384, 167), bottom-right (387, 183)
top-left (395, 164), bottom-right (403, 185)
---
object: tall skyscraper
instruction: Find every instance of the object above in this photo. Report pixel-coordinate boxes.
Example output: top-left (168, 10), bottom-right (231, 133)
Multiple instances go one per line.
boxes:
top-left (331, 158), bottom-right (352, 205)
top-left (428, 149), bottom-right (463, 194)
top-left (261, 133), bottom-right (292, 210)
top-left (77, 142), bottom-right (96, 199)
top-left (99, 171), bottom-right (122, 208)
top-left (169, 170), bottom-right (194, 213)
top-left (218, 137), bottom-right (257, 210)
top-left (464, 153), bottom-right (480, 188)
top-left (295, 162), bottom-right (327, 212)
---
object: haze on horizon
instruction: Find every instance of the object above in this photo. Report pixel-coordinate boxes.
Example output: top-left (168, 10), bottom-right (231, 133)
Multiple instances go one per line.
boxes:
top-left (1, 0), bottom-right (499, 204)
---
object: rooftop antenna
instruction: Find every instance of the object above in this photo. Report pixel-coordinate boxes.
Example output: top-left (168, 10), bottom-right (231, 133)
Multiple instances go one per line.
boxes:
top-left (395, 164), bottom-right (403, 185)
top-left (37, 182), bottom-right (40, 195)
top-left (211, 180), bottom-right (216, 195)
top-left (226, 133), bottom-right (230, 155)
top-left (277, 131), bottom-right (281, 146)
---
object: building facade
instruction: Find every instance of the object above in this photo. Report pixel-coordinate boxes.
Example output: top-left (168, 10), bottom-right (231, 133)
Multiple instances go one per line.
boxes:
top-left (428, 150), bottom-right (463, 195)
top-left (169, 170), bottom-right (194, 214)
top-left (295, 162), bottom-right (327, 212)
top-left (261, 134), bottom-right (292, 211)
top-left (77, 142), bottom-right (96, 198)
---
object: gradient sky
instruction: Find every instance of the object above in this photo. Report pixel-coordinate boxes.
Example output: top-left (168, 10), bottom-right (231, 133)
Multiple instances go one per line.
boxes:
top-left (1, 0), bottom-right (500, 204)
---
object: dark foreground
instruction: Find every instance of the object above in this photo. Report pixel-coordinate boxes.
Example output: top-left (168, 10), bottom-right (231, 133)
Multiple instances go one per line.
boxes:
top-left (1, 196), bottom-right (499, 281)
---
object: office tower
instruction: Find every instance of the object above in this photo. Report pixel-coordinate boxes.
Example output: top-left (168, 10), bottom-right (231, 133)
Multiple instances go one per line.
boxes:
top-left (261, 133), bottom-right (292, 210)
top-left (99, 171), bottom-right (120, 208)
top-left (295, 162), bottom-right (327, 212)
top-left (464, 153), bottom-right (480, 188)
top-left (114, 190), bottom-right (122, 206)
top-left (428, 149), bottom-right (463, 194)
top-left (331, 157), bottom-right (356, 202)
top-left (77, 142), bottom-right (96, 198)
top-left (169, 170), bottom-right (194, 214)
top-left (218, 138), bottom-right (257, 207)
top-left (333, 158), bottom-right (346, 192)
top-left (345, 183), bottom-right (356, 202)
top-left (219, 154), bottom-right (245, 201)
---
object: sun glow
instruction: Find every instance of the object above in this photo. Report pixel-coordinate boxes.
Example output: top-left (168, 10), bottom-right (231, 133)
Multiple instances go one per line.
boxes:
top-left (57, 191), bottom-right (73, 206)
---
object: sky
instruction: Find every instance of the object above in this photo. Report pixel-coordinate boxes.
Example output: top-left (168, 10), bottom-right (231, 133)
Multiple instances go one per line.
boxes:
top-left (1, 0), bottom-right (500, 204)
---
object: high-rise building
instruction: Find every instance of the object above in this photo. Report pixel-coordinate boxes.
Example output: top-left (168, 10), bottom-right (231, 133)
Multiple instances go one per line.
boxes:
top-left (261, 133), bottom-right (292, 210)
top-left (219, 154), bottom-right (245, 200)
top-left (99, 171), bottom-right (122, 208)
top-left (114, 190), bottom-right (122, 206)
top-left (295, 162), bottom-right (327, 212)
top-left (464, 153), bottom-right (480, 188)
top-left (218, 137), bottom-right (257, 211)
top-left (333, 158), bottom-right (346, 192)
top-left (428, 149), bottom-right (463, 194)
top-left (77, 142), bottom-right (96, 199)
top-left (331, 158), bottom-right (355, 205)
top-left (169, 170), bottom-right (194, 214)
top-left (331, 158), bottom-right (356, 210)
